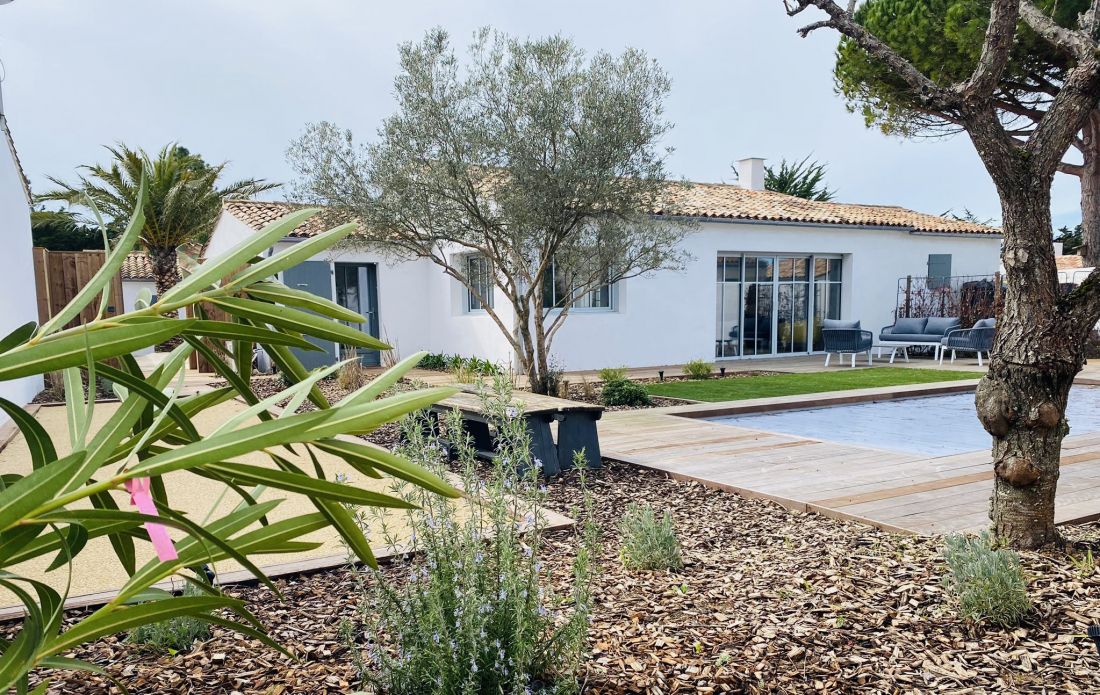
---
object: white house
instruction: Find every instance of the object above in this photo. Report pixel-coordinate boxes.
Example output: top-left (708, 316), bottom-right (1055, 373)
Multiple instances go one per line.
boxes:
top-left (0, 82), bottom-right (42, 420)
top-left (202, 157), bottom-right (1002, 372)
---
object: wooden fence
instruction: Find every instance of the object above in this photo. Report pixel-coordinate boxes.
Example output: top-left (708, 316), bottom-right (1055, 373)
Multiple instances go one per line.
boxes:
top-left (32, 248), bottom-right (125, 328)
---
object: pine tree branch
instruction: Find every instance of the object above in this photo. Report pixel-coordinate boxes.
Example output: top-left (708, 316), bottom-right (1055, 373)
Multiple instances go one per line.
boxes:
top-left (783, 0), bottom-right (959, 111)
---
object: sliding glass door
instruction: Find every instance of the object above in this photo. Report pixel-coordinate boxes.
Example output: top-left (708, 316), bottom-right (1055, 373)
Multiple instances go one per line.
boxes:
top-left (715, 254), bottom-right (842, 359)
top-left (777, 257), bottom-right (810, 353)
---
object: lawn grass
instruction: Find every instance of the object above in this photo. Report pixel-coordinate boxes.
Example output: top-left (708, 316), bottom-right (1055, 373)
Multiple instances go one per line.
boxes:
top-left (645, 367), bottom-right (984, 402)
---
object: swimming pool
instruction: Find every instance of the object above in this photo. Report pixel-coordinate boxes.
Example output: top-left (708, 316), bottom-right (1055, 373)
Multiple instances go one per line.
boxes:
top-left (707, 387), bottom-right (1100, 457)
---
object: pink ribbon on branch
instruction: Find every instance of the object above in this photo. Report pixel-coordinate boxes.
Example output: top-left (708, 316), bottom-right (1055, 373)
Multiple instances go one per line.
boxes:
top-left (125, 477), bottom-right (179, 562)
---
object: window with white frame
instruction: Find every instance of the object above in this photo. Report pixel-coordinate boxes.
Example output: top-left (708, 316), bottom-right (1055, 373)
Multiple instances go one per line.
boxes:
top-left (542, 262), bottom-right (614, 310)
top-left (465, 255), bottom-right (493, 312)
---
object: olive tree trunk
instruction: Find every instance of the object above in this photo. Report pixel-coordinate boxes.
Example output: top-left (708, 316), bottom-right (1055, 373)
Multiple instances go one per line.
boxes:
top-left (977, 178), bottom-right (1084, 548)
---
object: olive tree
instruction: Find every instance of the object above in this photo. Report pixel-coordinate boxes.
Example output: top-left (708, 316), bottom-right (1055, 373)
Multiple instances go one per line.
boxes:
top-left (288, 28), bottom-right (692, 393)
top-left (782, 0), bottom-right (1100, 548)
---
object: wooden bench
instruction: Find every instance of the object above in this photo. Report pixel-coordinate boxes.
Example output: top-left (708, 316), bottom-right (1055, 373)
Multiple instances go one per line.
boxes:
top-left (428, 389), bottom-right (603, 475)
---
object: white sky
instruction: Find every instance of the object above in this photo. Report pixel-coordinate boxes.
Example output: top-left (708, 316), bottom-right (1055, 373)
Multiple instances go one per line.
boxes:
top-left (0, 0), bottom-right (1083, 229)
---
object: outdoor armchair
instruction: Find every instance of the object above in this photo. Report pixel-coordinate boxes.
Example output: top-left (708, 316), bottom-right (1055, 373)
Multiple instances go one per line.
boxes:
top-left (822, 319), bottom-right (874, 367)
top-left (939, 318), bottom-right (996, 367)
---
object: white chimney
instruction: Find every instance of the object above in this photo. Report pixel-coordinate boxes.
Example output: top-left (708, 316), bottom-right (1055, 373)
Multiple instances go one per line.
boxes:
top-left (1053, 241), bottom-right (1064, 256)
top-left (737, 157), bottom-right (766, 191)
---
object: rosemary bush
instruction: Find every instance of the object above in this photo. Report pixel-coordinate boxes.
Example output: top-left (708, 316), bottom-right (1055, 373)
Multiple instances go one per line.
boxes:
top-left (619, 503), bottom-right (682, 571)
top-left (942, 532), bottom-right (1031, 627)
top-left (348, 380), bottom-right (598, 694)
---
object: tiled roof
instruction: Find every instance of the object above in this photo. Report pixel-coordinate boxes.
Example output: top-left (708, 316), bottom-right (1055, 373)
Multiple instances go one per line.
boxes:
top-left (223, 200), bottom-right (335, 238)
top-left (121, 252), bottom-right (155, 280)
top-left (655, 182), bottom-right (1000, 235)
top-left (1056, 254), bottom-right (1086, 271)
top-left (223, 182), bottom-right (1001, 238)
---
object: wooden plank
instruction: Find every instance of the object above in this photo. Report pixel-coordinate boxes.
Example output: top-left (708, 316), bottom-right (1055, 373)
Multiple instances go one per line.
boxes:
top-left (31, 247), bottom-right (50, 324)
top-left (597, 394), bottom-right (1100, 537)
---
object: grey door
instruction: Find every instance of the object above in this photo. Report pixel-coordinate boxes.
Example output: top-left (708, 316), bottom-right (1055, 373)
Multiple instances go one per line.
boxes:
top-left (281, 261), bottom-right (337, 370)
top-left (334, 263), bottom-right (381, 367)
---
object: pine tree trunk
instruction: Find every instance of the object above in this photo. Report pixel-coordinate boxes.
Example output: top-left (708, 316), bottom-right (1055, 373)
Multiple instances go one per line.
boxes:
top-left (151, 247), bottom-right (182, 352)
top-left (977, 181), bottom-right (1084, 549)
top-left (1080, 109), bottom-right (1100, 267)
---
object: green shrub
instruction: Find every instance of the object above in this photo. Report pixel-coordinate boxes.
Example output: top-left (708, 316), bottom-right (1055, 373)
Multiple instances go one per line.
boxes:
top-left (942, 532), bottom-right (1031, 628)
top-left (598, 366), bottom-right (628, 383)
top-left (418, 352), bottom-right (502, 376)
top-left (128, 581), bottom-right (211, 653)
top-left (418, 352), bottom-right (448, 371)
top-left (683, 359), bottom-right (713, 379)
top-left (600, 379), bottom-right (652, 407)
top-left (346, 380), bottom-right (598, 694)
top-left (620, 503), bottom-right (682, 571)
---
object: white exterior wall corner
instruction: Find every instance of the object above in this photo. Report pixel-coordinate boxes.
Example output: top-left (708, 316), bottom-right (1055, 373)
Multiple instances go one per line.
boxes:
top-left (0, 126), bottom-right (42, 418)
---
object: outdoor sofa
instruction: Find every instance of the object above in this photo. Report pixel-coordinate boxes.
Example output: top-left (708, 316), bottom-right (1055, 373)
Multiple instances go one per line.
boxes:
top-left (939, 318), bottom-right (996, 366)
top-left (821, 319), bottom-right (873, 367)
top-left (878, 316), bottom-right (960, 360)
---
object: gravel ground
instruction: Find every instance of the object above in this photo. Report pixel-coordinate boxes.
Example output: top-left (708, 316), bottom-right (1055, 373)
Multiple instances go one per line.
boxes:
top-left (13, 459), bottom-right (1100, 694)
top-left (11, 373), bottom-right (1100, 693)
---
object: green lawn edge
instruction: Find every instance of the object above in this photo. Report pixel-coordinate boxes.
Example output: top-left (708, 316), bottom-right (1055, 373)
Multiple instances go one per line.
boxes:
top-left (645, 367), bottom-right (984, 402)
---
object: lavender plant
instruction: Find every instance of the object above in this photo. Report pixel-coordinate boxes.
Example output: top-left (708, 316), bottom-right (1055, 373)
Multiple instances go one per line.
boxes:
top-left (345, 378), bottom-right (597, 694)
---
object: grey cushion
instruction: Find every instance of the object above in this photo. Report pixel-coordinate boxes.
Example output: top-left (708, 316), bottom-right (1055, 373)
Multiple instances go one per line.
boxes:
top-left (973, 318), bottom-right (996, 329)
top-left (823, 319), bottom-right (860, 330)
top-left (880, 332), bottom-right (941, 343)
top-left (924, 317), bottom-right (960, 336)
top-left (892, 317), bottom-right (928, 334)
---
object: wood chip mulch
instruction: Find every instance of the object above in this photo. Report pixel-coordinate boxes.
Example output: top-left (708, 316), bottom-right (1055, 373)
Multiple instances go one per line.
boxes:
top-left (12, 458), bottom-right (1100, 694)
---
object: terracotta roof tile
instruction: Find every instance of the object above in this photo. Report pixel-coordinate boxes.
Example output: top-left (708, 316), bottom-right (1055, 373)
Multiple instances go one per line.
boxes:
top-left (223, 182), bottom-right (1001, 238)
top-left (223, 200), bottom-right (332, 238)
top-left (655, 182), bottom-right (999, 234)
top-left (121, 252), bottom-right (155, 280)
top-left (1056, 254), bottom-right (1086, 271)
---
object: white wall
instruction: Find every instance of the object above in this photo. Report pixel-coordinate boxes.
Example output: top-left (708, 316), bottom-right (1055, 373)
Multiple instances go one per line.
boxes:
top-left (206, 213), bottom-right (257, 260)
top-left (214, 212), bottom-right (1002, 374)
top-left (122, 279), bottom-right (158, 356)
top-left (545, 220), bottom-right (1002, 371)
top-left (0, 126), bottom-right (42, 417)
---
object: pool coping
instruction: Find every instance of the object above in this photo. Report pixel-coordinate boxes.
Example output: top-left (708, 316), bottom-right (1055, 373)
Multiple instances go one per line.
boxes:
top-left (630, 375), bottom-right (1100, 420)
top-left (636, 379), bottom-right (983, 420)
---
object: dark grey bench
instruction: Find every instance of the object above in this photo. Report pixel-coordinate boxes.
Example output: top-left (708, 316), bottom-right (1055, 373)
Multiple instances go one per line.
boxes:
top-left (428, 389), bottom-right (603, 476)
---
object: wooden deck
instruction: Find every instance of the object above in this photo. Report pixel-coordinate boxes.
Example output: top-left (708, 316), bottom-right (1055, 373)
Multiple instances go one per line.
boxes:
top-left (599, 382), bottom-right (1100, 535)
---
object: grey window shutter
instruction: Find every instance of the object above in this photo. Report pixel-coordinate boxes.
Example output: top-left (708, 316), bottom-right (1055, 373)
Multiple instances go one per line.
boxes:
top-left (927, 254), bottom-right (952, 288)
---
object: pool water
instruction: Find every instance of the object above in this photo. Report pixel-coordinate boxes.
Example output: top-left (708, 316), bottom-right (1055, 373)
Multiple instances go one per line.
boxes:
top-left (708, 387), bottom-right (1100, 457)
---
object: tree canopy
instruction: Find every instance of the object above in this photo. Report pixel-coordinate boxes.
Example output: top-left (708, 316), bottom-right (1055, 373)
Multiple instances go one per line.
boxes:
top-left (762, 156), bottom-right (836, 201)
top-left (289, 28), bottom-right (691, 392)
top-left (833, 0), bottom-right (1082, 137)
top-left (37, 144), bottom-right (279, 295)
top-left (29, 208), bottom-right (106, 251)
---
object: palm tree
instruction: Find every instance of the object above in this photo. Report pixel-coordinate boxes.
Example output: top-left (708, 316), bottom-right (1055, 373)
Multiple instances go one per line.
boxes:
top-left (37, 144), bottom-right (279, 298)
top-left (759, 155), bottom-right (836, 202)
